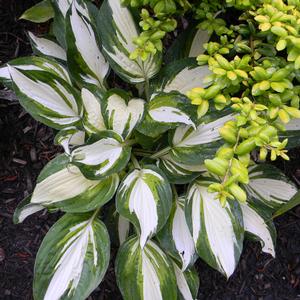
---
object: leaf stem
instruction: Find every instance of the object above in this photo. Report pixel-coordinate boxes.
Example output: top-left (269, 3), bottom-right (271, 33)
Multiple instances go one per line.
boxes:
top-left (131, 154), bottom-right (141, 169)
top-left (150, 146), bottom-right (172, 159)
top-left (145, 76), bottom-right (150, 101)
top-left (125, 139), bottom-right (137, 147)
top-left (133, 148), bottom-right (154, 157)
top-left (171, 184), bottom-right (178, 201)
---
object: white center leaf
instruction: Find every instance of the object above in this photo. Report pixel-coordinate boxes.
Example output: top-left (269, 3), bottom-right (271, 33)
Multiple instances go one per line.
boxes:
top-left (34, 213), bottom-right (110, 300)
top-left (173, 114), bottom-right (234, 148)
top-left (28, 32), bottom-right (67, 61)
top-left (138, 92), bottom-right (197, 138)
top-left (81, 88), bottom-right (106, 134)
top-left (149, 106), bottom-right (195, 128)
top-left (116, 237), bottom-right (177, 300)
top-left (189, 29), bottom-right (210, 57)
top-left (186, 179), bottom-right (244, 278)
top-left (8, 65), bottom-right (81, 129)
top-left (170, 113), bottom-right (234, 165)
top-left (240, 202), bottom-right (275, 257)
top-left (245, 164), bottom-right (298, 209)
top-left (151, 59), bottom-right (212, 97)
top-left (172, 202), bottom-right (196, 271)
top-left (163, 65), bottom-right (211, 95)
top-left (116, 166), bottom-right (172, 248)
top-left (98, 0), bottom-right (161, 83)
top-left (104, 92), bottom-right (145, 139)
top-left (71, 131), bottom-right (131, 179)
top-left (67, 0), bottom-right (109, 87)
top-left (56, 0), bottom-right (72, 17)
top-left (30, 154), bottom-right (119, 212)
top-left (55, 127), bottom-right (85, 155)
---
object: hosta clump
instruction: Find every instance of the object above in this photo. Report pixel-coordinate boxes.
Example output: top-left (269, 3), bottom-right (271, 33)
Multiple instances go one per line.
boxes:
top-left (1, 0), bottom-right (300, 299)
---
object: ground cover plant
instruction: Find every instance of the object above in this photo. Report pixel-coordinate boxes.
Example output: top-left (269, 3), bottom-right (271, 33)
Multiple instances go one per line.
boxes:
top-left (1, 0), bottom-right (300, 299)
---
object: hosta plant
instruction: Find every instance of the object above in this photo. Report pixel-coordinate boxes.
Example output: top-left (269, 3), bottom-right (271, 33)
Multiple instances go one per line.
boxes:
top-left (1, 0), bottom-right (300, 299)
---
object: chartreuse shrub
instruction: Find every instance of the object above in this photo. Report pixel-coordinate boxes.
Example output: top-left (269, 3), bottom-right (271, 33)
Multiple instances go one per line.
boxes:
top-left (1, 0), bottom-right (300, 299)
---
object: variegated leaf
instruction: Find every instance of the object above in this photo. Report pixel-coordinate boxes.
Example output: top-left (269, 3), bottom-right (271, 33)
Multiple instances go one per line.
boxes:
top-left (30, 154), bottom-right (119, 212)
top-left (50, 0), bottom-right (71, 47)
top-left (118, 215), bottom-right (131, 245)
top-left (8, 65), bottom-right (81, 129)
top-left (150, 58), bottom-right (211, 96)
top-left (245, 164), bottom-right (298, 209)
top-left (186, 177), bottom-right (244, 278)
top-left (170, 112), bottom-right (234, 164)
top-left (103, 90), bottom-right (145, 139)
top-left (34, 212), bottom-right (110, 300)
top-left (54, 0), bottom-right (71, 17)
top-left (98, 0), bottom-right (161, 83)
top-left (116, 165), bottom-right (172, 248)
top-left (54, 127), bottom-right (85, 155)
top-left (13, 196), bottom-right (44, 224)
top-left (0, 66), bottom-right (11, 87)
top-left (173, 261), bottom-right (199, 300)
top-left (158, 153), bottom-right (205, 184)
top-left (66, 0), bottom-right (109, 88)
top-left (71, 131), bottom-right (131, 179)
top-left (81, 88), bottom-right (106, 134)
top-left (157, 198), bottom-right (196, 271)
top-left (3, 56), bottom-right (71, 86)
top-left (189, 28), bottom-right (210, 57)
top-left (116, 236), bottom-right (177, 300)
top-left (280, 118), bottom-right (300, 148)
top-left (138, 92), bottom-right (197, 138)
top-left (241, 201), bottom-right (276, 257)
top-left (28, 32), bottom-right (67, 61)
top-left (165, 25), bottom-right (210, 63)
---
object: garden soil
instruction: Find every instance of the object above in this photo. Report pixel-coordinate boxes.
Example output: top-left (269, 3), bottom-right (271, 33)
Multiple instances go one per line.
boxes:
top-left (0, 0), bottom-right (300, 299)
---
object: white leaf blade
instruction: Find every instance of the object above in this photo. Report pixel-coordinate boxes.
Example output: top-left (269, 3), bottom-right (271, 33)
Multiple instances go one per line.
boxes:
top-left (34, 213), bottom-right (110, 300)
top-left (173, 263), bottom-right (193, 300)
top-left (149, 106), bottom-right (195, 128)
top-left (98, 0), bottom-right (161, 83)
top-left (241, 203), bottom-right (275, 257)
top-left (28, 32), bottom-right (67, 61)
top-left (31, 165), bottom-right (100, 205)
top-left (116, 237), bottom-right (177, 300)
top-left (105, 92), bottom-right (145, 138)
top-left (71, 132), bottom-right (131, 179)
top-left (68, 0), bottom-right (109, 87)
top-left (189, 29), bottom-right (210, 57)
top-left (57, 0), bottom-right (71, 17)
top-left (8, 65), bottom-right (81, 128)
top-left (246, 164), bottom-right (298, 208)
top-left (116, 166), bottom-right (172, 248)
top-left (82, 88), bottom-right (106, 133)
top-left (173, 114), bottom-right (234, 148)
top-left (186, 180), bottom-right (244, 278)
top-left (163, 65), bottom-right (211, 95)
top-left (172, 202), bottom-right (195, 271)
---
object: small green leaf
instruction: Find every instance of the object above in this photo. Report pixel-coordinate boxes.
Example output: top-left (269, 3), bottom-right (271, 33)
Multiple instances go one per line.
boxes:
top-left (20, 0), bottom-right (54, 23)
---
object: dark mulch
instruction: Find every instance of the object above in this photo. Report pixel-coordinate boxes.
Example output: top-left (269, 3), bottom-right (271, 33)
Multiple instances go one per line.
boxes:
top-left (0, 1), bottom-right (300, 299)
